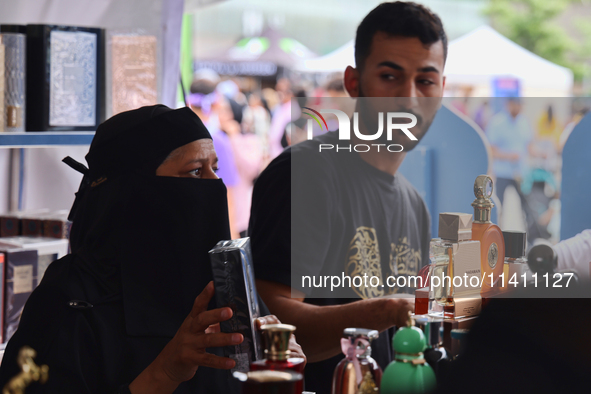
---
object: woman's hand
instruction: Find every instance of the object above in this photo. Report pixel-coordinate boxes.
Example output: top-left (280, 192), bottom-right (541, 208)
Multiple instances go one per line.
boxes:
top-left (256, 315), bottom-right (307, 367)
top-left (129, 282), bottom-right (242, 394)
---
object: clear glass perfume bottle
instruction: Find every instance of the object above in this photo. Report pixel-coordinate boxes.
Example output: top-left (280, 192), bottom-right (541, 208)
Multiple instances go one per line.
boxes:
top-left (250, 324), bottom-right (305, 393)
top-left (501, 230), bottom-right (528, 290)
top-left (429, 213), bottom-right (482, 319)
top-left (332, 328), bottom-right (382, 394)
top-left (471, 175), bottom-right (505, 298)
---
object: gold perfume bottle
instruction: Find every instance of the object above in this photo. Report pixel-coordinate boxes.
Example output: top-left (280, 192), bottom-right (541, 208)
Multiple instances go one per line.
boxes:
top-left (429, 213), bottom-right (482, 319)
top-left (501, 230), bottom-right (528, 291)
top-left (471, 175), bottom-right (505, 298)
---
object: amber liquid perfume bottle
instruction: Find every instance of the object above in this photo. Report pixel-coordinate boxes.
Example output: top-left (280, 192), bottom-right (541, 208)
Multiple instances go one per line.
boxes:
top-left (233, 370), bottom-right (303, 394)
top-left (332, 328), bottom-right (382, 394)
top-left (429, 213), bottom-right (481, 319)
top-left (250, 324), bottom-right (305, 393)
top-left (471, 175), bottom-right (505, 298)
top-left (501, 230), bottom-right (528, 291)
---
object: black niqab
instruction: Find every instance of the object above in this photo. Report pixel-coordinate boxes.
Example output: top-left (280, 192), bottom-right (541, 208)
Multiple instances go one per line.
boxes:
top-left (0, 105), bottom-right (235, 393)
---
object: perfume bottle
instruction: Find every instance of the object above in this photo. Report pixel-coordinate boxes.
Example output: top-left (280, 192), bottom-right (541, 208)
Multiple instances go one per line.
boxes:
top-left (233, 370), bottom-right (304, 394)
top-left (428, 213), bottom-right (482, 319)
top-left (381, 314), bottom-right (436, 394)
top-left (471, 175), bottom-right (505, 298)
top-left (250, 324), bottom-right (305, 393)
top-left (501, 230), bottom-right (527, 290)
top-left (332, 328), bottom-right (382, 394)
top-left (414, 316), bottom-right (448, 378)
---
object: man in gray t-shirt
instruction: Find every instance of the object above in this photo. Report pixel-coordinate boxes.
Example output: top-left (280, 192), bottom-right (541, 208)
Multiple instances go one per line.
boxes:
top-left (249, 2), bottom-right (447, 393)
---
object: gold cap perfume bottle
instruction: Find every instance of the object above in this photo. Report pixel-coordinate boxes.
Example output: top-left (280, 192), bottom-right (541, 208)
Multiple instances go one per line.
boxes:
top-left (250, 324), bottom-right (305, 393)
top-left (501, 230), bottom-right (528, 290)
top-left (470, 175), bottom-right (505, 298)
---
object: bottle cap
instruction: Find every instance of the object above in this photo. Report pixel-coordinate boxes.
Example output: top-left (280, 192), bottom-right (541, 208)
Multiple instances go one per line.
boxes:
top-left (450, 328), bottom-right (469, 341)
top-left (438, 213), bottom-right (473, 241)
top-left (233, 370), bottom-right (303, 393)
top-left (343, 328), bottom-right (379, 341)
top-left (343, 328), bottom-right (378, 359)
top-left (471, 175), bottom-right (494, 223)
top-left (503, 231), bottom-right (527, 259)
top-left (261, 324), bottom-right (295, 361)
top-left (527, 244), bottom-right (556, 275)
top-left (392, 312), bottom-right (427, 355)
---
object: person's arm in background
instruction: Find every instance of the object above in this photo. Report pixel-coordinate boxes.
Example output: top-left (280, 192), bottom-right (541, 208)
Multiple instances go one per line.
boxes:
top-left (211, 132), bottom-right (240, 239)
top-left (554, 229), bottom-right (591, 279)
top-left (249, 151), bottom-right (413, 363)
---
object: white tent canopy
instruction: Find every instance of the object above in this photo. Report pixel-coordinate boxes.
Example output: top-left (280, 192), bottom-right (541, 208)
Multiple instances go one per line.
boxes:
top-left (295, 25), bottom-right (574, 97)
top-left (445, 25), bottom-right (573, 96)
top-left (294, 39), bottom-right (354, 73)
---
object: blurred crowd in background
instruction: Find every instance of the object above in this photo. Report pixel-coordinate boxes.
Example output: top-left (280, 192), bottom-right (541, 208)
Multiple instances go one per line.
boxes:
top-left (186, 68), bottom-right (589, 244)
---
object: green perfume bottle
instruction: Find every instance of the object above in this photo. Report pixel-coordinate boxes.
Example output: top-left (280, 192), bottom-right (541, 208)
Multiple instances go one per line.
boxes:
top-left (380, 313), bottom-right (436, 394)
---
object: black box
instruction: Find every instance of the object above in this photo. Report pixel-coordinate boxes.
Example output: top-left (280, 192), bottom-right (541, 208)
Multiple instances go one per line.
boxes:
top-left (26, 24), bottom-right (105, 131)
top-left (209, 237), bottom-right (263, 372)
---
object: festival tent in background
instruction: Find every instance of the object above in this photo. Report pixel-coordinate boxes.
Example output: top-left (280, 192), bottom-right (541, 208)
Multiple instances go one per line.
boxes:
top-left (294, 25), bottom-right (574, 99)
top-left (294, 39), bottom-right (355, 73)
top-left (195, 28), bottom-right (316, 77)
top-left (444, 25), bottom-right (573, 97)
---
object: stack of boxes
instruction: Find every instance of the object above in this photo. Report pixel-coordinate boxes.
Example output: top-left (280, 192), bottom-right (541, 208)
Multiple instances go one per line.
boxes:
top-left (0, 210), bottom-right (69, 344)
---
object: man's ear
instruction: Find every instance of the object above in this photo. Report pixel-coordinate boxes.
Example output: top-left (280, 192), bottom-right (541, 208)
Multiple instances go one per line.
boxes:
top-left (442, 75), bottom-right (446, 92)
top-left (344, 65), bottom-right (360, 98)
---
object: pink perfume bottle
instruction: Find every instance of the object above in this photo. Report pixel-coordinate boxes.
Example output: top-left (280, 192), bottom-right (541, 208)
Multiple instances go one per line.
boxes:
top-left (332, 328), bottom-right (382, 394)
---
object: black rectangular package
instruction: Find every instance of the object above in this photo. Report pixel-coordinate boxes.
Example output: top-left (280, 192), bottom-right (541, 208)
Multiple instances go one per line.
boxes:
top-left (26, 24), bottom-right (105, 131)
top-left (209, 237), bottom-right (263, 372)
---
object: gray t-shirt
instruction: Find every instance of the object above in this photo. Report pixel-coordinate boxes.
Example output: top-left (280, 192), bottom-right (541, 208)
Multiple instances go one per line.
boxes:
top-left (249, 130), bottom-right (431, 393)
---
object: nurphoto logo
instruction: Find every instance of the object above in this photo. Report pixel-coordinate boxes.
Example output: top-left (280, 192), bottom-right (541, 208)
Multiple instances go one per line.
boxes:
top-left (302, 107), bottom-right (418, 153)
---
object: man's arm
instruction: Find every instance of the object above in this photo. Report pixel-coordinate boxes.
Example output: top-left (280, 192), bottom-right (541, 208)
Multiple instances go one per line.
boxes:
top-left (256, 279), bottom-right (413, 363)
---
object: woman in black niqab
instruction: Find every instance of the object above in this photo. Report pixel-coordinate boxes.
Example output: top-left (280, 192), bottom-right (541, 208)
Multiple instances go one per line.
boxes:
top-left (0, 105), bottom-right (250, 393)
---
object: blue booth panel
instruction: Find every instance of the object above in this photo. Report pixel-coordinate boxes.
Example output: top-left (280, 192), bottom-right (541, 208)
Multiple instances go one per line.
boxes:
top-left (561, 113), bottom-right (591, 240)
top-left (399, 104), bottom-right (493, 238)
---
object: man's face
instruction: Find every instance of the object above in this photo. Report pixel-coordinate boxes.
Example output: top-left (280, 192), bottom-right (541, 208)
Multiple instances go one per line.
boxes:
top-left (507, 100), bottom-right (522, 118)
top-left (344, 33), bottom-right (445, 150)
top-left (156, 139), bottom-right (219, 179)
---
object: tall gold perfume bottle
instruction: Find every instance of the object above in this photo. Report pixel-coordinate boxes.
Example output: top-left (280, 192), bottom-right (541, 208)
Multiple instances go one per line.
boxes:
top-left (429, 213), bottom-right (482, 319)
top-left (471, 175), bottom-right (505, 298)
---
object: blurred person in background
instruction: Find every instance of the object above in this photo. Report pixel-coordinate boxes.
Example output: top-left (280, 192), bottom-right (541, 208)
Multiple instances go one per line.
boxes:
top-left (262, 87), bottom-right (280, 115)
top-left (325, 76), bottom-right (347, 98)
top-left (218, 98), bottom-right (264, 238)
top-left (473, 99), bottom-right (492, 131)
top-left (268, 78), bottom-right (301, 160)
top-left (281, 88), bottom-right (307, 149)
top-left (522, 104), bottom-right (562, 241)
top-left (189, 78), bottom-right (241, 239)
top-left (243, 93), bottom-right (271, 146)
top-left (537, 105), bottom-right (561, 149)
top-left (486, 98), bottom-right (533, 210)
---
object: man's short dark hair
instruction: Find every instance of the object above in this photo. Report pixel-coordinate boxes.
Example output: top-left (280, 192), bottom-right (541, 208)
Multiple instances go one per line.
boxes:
top-left (354, 1), bottom-right (448, 70)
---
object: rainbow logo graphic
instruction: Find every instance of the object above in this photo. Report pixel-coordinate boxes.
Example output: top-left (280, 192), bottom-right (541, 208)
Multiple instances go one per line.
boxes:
top-left (302, 107), bottom-right (328, 132)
